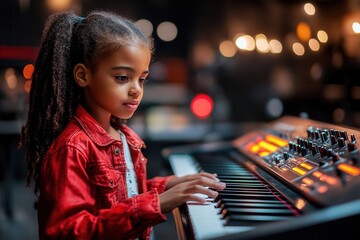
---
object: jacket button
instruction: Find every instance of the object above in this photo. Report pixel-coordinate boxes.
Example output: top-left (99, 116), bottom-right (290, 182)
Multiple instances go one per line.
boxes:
top-left (114, 148), bottom-right (120, 155)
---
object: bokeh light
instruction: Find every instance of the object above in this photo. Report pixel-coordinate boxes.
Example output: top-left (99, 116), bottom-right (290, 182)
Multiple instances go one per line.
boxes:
top-left (304, 3), bottom-right (316, 16)
top-left (190, 94), bottom-right (214, 119)
top-left (219, 40), bottom-right (237, 57)
top-left (135, 19), bottom-right (154, 37)
top-left (23, 63), bottom-right (34, 79)
top-left (157, 21), bottom-right (178, 42)
top-left (317, 30), bottom-right (328, 43)
top-left (292, 42), bottom-right (305, 56)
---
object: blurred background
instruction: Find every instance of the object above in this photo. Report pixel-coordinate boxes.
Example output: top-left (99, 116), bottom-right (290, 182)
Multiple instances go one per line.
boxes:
top-left (1, 0), bottom-right (360, 239)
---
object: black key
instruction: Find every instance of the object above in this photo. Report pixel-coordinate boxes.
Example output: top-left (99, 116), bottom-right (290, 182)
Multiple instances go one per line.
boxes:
top-left (220, 207), bottom-right (296, 217)
top-left (215, 193), bottom-right (281, 201)
top-left (218, 189), bottom-right (275, 195)
top-left (218, 202), bottom-right (291, 211)
top-left (216, 198), bottom-right (288, 207)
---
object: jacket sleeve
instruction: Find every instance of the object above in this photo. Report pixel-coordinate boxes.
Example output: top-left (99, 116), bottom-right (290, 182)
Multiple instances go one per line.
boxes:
top-left (147, 175), bottom-right (175, 194)
top-left (38, 144), bottom-right (166, 240)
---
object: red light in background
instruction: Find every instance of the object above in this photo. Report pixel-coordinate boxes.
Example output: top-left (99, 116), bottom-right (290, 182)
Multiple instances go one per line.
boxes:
top-left (190, 93), bottom-right (214, 119)
top-left (23, 64), bottom-right (34, 79)
top-left (24, 80), bottom-right (31, 93)
top-left (0, 46), bottom-right (38, 60)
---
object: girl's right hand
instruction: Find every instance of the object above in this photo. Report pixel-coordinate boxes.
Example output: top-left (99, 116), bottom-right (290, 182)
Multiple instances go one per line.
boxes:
top-left (159, 173), bottom-right (226, 213)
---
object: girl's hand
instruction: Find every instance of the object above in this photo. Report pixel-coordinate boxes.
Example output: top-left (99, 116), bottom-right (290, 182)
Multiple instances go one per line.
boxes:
top-left (165, 172), bottom-right (219, 190)
top-left (159, 172), bottom-right (226, 213)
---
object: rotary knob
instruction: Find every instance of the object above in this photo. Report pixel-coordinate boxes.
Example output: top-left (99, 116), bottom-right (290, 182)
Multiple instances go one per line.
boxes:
top-left (319, 146), bottom-right (327, 158)
top-left (307, 127), bottom-right (314, 139)
top-left (351, 134), bottom-right (356, 142)
top-left (330, 135), bottom-right (337, 145)
top-left (337, 137), bottom-right (345, 148)
top-left (340, 131), bottom-right (348, 140)
top-left (311, 144), bottom-right (318, 156)
top-left (301, 147), bottom-right (308, 156)
top-left (332, 153), bottom-right (340, 163)
top-left (347, 142), bottom-right (357, 152)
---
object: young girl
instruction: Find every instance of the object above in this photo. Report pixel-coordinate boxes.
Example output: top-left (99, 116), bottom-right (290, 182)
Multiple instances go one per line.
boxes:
top-left (20, 10), bottom-right (226, 240)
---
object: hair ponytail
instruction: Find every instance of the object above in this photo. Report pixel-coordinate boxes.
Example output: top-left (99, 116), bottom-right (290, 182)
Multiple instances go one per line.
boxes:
top-left (21, 12), bottom-right (82, 193)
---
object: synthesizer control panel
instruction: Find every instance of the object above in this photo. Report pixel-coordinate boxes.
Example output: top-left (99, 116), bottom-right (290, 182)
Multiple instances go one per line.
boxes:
top-left (233, 116), bottom-right (360, 207)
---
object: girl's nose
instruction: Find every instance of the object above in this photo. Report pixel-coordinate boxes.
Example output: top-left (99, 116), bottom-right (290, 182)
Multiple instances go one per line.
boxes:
top-left (129, 82), bottom-right (142, 96)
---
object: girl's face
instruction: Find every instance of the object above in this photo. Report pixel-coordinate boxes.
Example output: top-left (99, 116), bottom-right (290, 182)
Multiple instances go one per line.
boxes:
top-left (82, 44), bottom-right (151, 122)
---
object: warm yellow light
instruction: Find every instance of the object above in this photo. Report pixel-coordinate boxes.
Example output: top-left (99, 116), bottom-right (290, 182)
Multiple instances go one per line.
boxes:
top-left (313, 171), bottom-right (323, 178)
top-left (258, 140), bottom-right (278, 153)
top-left (302, 177), bottom-right (314, 185)
top-left (304, 3), bottom-right (316, 15)
top-left (297, 22), bottom-right (311, 42)
top-left (324, 176), bottom-right (338, 185)
top-left (300, 162), bottom-right (313, 170)
top-left (317, 30), bottom-right (328, 43)
top-left (265, 135), bottom-right (287, 147)
top-left (255, 34), bottom-right (270, 53)
top-left (5, 68), bottom-right (18, 89)
top-left (269, 39), bottom-right (282, 54)
top-left (308, 38), bottom-right (320, 51)
top-left (338, 163), bottom-right (360, 176)
top-left (259, 151), bottom-right (270, 157)
top-left (292, 42), bottom-right (305, 56)
top-left (295, 198), bottom-right (307, 210)
top-left (219, 40), bottom-right (237, 57)
top-left (317, 185), bottom-right (328, 194)
top-left (292, 166), bottom-right (307, 175)
top-left (235, 35), bottom-right (255, 51)
top-left (352, 22), bottom-right (360, 34)
top-left (47, 0), bottom-right (73, 11)
top-left (250, 145), bottom-right (260, 153)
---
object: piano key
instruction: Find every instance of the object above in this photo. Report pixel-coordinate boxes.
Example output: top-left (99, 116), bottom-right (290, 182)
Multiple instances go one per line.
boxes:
top-left (221, 207), bottom-right (296, 216)
top-left (225, 215), bottom-right (294, 226)
top-left (220, 198), bottom-right (286, 203)
top-left (187, 203), bottom-right (254, 239)
top-left (168, 154), bottom-right (199, 176)
top-left (217, 202), bottom-right (292, 210)
top-left (221, 183), bottom-right (272, 188)
top-left (219, 179), bottom-right (265, 183)
top-left (215, 193), bottom-right (281, 201)
top-left (216, 198), bottom-right (288, 207)
top-left (218, 189), bottom-right (276, 194)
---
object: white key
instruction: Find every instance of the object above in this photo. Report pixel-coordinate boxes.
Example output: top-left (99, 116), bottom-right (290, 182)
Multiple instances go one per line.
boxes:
top-left (169, 154), bottom-right (198, 177)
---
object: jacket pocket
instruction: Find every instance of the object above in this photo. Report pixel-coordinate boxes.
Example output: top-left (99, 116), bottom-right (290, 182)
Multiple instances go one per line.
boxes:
top-left (88, 162), bottom-right (124, 209)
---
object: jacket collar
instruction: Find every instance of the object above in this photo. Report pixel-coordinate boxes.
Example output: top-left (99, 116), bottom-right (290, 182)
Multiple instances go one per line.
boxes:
top-left (73, 105), bottom-right (145, 148)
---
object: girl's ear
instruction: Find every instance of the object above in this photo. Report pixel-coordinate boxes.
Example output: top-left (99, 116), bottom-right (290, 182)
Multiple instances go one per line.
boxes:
top-left (74, 63), bottom-right (89, 87)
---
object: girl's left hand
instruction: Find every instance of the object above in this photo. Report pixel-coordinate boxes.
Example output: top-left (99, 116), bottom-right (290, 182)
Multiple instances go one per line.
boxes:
top-left (165, 172), bottom-right (219, 190)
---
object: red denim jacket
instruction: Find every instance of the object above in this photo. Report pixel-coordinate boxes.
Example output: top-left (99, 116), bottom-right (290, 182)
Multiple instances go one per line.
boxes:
top-left (38, 105), bottom-right (173, 240)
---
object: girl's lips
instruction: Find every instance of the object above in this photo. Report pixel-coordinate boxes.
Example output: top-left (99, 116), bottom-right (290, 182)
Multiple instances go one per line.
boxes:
top-left (123, 103), bottom-right (138, 110)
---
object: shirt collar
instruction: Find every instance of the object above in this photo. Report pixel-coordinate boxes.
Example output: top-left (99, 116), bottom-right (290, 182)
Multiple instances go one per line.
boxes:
top-left (73, 105), bottom-right (145, 148)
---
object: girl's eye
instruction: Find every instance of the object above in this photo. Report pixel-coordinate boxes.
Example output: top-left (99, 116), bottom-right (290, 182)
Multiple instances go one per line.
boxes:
top-left (115, 76), bottom-right (129, 82)
top-left (139, 78), bottom-right (148, 84)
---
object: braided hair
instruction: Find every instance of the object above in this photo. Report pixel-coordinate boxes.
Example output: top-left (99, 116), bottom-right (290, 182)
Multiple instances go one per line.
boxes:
top-left (20, 10), bottom-right (154, 194)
